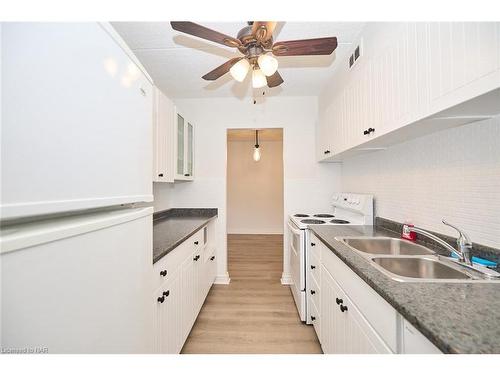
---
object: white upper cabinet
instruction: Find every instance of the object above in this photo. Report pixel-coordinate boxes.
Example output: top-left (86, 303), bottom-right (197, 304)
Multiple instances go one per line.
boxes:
top-left (1, 23), bottom-right (154, 219)
top-left (175, 111), bottom-right (195, 181)
top-left (153, 87), bottom-right (175, 183)
top-left (317, 22), bottom-right (500, 162)
top-left (152, 88), bottom-right (195, 183)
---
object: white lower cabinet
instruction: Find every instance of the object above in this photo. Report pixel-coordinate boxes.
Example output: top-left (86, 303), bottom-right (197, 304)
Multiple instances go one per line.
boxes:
top-left (153, 222), bottom-right (216, 353)
top-left (310, 232), bottom-right (442, 354)
top-left (401, 319), bottom-right (441, 354)
top-left (320, 265), bottom-right (392, 354)
top-left (154, 271), bottom-right (182, 353)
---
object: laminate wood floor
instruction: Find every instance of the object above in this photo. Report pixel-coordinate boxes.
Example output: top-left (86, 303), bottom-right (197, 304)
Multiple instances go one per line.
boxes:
top-left (181, 234), bottom-right (322, 354)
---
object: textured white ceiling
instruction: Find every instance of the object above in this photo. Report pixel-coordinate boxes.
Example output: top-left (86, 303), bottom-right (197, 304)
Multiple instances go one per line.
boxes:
top-left (112, 22), bottom-right (365, 99)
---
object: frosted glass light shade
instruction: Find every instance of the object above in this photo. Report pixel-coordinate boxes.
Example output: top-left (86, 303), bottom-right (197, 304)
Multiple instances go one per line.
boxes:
top-left (253, 147), bottom-right (261, 162)
top-left (252, 68), bottom-right (267, 88)
top-left (257, 54), bottom-right (278, 76)
top-left (229, 58), bottom-right (250, 82)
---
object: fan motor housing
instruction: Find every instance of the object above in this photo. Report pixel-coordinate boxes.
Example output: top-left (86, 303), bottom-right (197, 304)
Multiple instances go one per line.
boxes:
top-left (237, 25), bottom-right (273, 54)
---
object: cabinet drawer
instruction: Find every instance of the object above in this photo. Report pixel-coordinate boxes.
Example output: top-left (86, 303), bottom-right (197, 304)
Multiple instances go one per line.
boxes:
top-left (309, 298), bottom-right (321, 342)
top-left (153, 227), bottom-right (204, 289)
top-left (308, 274), bottom-right (321, 310)
top-left (309, 248), bottom-right (321, 285)
top-left (309, 232), bottom-right (323, 260)
top-left (321, 247), bottom-right (398, 352)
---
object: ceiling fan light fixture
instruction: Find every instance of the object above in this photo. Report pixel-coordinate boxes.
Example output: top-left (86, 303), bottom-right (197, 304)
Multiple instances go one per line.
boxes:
top-left (257, 54), bottom-right (278, 76)
top-left (230, 58), bottom-right (250, 82)
top-left (252, 68), bottom-right (267, 88)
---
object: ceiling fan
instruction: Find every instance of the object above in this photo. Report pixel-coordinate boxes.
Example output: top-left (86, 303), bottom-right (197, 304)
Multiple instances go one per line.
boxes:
top-left (170, 21), bottom-right (338, 89)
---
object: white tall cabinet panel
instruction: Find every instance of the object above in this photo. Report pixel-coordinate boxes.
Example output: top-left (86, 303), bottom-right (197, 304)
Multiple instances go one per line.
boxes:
top-left (1, 23), bottom-right (153, 219)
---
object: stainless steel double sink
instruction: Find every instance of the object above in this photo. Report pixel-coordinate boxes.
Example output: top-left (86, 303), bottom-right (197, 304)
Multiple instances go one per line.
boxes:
top-left (337, 237), bottom-right (499, 282)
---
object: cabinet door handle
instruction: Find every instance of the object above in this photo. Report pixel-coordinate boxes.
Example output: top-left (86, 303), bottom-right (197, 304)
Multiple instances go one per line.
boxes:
top-left (340, 304), bottom-right (348, 313)
top-left (157, 296), bottom-right (165, 303)
top-left (363, 129), bottom-right (369, 135)
top-left (160, 270), bottom-right (167, 277)
top-left (158, 173), bottom-right (164, 177)
top-left (310, 290), bottom-right (316, 295)
top-left (336, 297), bottom-right (343, 305)
top-left (210, 256), bottom-right (215, 261)
top-left (310, 242), bottom-right (316, 247)
top-left (310, 265), bottom-right (316, 270)
top-left (194, 241), bottom-right (199, 245)
top-left (162, 290), bottom-right (170, 297)
top-left (368, 127), bottom-right (375, 133)
top-left (324, 150), bottom-right (331, 155)
top-left (311, 316), bottom-right (316, 321)
top-left (193, 255), bottom-right (200, 261)
top-left (184, 173), bottom-right (190, 177)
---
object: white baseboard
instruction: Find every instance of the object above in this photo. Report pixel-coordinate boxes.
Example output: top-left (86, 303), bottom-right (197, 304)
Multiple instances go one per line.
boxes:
top-left (214, 273), bottom-right (231, 285)
top-left (281, 273), bottom-right (292, 285)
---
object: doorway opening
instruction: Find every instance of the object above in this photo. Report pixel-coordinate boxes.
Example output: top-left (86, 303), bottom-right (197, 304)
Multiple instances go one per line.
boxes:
top-left (226, 128), bottom-right (284, 282)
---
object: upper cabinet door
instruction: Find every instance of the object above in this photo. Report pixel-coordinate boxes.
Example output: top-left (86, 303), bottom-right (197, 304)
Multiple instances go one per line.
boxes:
top-left (153, 87), bottom-right (175, 183)
top-left (174, 111), bottom-right (194, 181)
top-left (1, 23), bottom-right (153, 220)
top-left (186, 122), bottom-right (194, 178)
top-left (176, 114), bottom-right (186, 177)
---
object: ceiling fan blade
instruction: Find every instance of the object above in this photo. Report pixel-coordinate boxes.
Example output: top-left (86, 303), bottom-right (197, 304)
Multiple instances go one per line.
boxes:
top-left (266, 71), bottom-right (284, 88)
top-left (170, 21), bottom-right (241, 48)
top-left (202, 57), bottom-right (243, 81)
top-left (251, 21), bottom-right (277, 42)
top-left (272, 37), bottom-right (338, 56)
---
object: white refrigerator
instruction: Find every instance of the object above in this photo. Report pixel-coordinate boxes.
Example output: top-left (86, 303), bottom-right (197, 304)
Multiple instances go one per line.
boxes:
top-left (1, 23), bottom-right (154, 353)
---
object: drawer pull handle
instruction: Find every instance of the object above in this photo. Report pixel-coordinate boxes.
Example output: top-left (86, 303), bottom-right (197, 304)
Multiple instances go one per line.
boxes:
top-left (310, 265), bottom-right (316, 270)
top-left (162, 290), bottom-right (170, 297)
top-left (311, 242), bottom-right (316, 247)
top-left (194, 241), bottom-right (199, 245)
top-left (210, 256), bottom-right (215, 261)
top-left (158, 173), bottom-right (164, 177)
top-left (310, 290), bottom-right (316, 295)
top-left (160, 270), bottom-right (167, 277)
top-left (311, 316), bottom-right (316, 321)
top-left (157, 296), bottom-right (165, 304)
top-left (340, 304), bottom-right (348, 313)
top-left (193, 255), bottom-right (200, 261)
top-left (335, 297), bottom-right (343, 305)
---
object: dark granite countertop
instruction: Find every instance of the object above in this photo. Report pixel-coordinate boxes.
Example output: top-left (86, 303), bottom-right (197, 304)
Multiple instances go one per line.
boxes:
top-left (308, 224), bottom-right (500, 354)
top-left (153, 208), bottom-right (217, 264)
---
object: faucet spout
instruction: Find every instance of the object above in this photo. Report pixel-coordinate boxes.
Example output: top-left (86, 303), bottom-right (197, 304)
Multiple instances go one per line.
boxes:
top-left (402, 220), bottom-right (473, 265)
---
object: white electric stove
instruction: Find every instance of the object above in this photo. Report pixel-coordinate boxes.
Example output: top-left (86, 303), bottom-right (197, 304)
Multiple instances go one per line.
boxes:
top-left (287, 193), bottom-right (374, 323)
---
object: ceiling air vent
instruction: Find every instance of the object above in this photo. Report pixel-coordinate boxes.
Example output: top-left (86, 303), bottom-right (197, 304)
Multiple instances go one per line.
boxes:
top-left (348, 40), bottom-right (363, 69)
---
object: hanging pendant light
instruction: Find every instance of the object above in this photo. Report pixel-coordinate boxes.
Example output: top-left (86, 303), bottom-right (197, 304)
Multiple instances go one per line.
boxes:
top-left (253, 130), bottom-right (261, 162)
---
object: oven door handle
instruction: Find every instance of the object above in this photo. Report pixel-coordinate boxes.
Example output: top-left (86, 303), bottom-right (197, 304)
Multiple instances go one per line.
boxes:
top-left (287, 221), bottom-right (303, 236)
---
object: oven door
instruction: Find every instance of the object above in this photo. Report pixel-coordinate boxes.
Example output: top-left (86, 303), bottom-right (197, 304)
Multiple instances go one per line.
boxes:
top-left (287, 220), bottom-right (306, 321)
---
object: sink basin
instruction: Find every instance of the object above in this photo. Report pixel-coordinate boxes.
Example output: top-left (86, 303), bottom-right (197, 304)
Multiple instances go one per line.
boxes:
top-left (372, 257), bottom-right (472, 281)
top-left (341, 237), bottom-right (435, 256)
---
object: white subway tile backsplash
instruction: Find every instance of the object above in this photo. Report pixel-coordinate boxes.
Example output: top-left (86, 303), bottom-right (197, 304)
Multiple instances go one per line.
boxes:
top-left (342, 115), bottom-right (500, 249)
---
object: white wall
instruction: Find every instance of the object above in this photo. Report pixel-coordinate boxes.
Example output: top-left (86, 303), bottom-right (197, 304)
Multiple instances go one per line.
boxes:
top-left (342, 115), bottom-right (500, 249)
top-left (167, 96), bottom-right (341, 283)
top-left (227, 139), bottom-right (284, 234)
top-left (152, 182), bottom-right (173, 212)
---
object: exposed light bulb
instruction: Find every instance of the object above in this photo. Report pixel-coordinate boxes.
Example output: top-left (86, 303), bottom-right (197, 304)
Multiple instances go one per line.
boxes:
top-left (230, 58), bottom-right (250, 82)
top-left (252, 68), bottom-right (267, 88)
top-left (257, 54), bottom-right (278, 76)
top-left (253, 146), bottom-right (261, 162)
